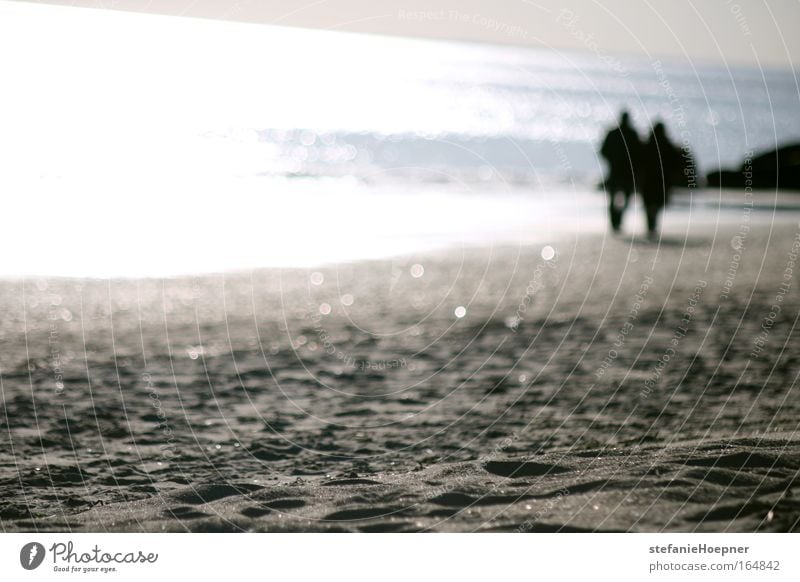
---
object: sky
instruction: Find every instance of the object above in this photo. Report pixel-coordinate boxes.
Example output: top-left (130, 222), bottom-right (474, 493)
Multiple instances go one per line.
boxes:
top-left (24, 0), bottom-right (800, 70)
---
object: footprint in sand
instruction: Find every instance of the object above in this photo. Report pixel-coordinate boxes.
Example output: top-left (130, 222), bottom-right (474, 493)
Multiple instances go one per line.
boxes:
top-left (240, 506), bottom-right (272, 518)
top-left (163, 506), bottom-right (212, 520)
top-left (172, 483), bottom-right (263, 505)
top-left (483, 460), bottom-right (572, 478)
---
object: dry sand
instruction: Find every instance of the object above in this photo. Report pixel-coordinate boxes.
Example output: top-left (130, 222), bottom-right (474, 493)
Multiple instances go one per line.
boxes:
top-left (2, 218), bottom-right (799, 532)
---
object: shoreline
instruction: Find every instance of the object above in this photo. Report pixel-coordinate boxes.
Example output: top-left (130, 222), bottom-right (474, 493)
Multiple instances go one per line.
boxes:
top-left (1, 184), bottom-right (799, 280)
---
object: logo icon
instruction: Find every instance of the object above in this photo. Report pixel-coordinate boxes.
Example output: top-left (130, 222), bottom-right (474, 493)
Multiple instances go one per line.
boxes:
top-left (20, 542), bottom-right (45, 570)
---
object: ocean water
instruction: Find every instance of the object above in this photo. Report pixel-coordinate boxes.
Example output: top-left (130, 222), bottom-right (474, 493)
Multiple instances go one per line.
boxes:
top-left (214, 31), bottom-right (800, 186)
top-left (1, 2), bottom-right (799, 277)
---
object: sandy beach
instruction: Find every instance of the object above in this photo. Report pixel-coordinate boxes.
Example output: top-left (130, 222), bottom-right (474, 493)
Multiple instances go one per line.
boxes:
top-left (1, 209), bottom-right (799, 532)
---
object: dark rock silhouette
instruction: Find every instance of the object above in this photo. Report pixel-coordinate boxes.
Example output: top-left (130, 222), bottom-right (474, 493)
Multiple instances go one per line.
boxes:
top-left (707, 143), bottom-right (800, 190)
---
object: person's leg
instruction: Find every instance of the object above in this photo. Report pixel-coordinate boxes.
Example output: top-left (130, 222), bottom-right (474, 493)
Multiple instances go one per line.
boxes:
top-left (616, 188), bottom-right (633, 231)
top-left (608, 189), bottom-right (622, 232)
top-left (645, 202), bottom-right (659, 237)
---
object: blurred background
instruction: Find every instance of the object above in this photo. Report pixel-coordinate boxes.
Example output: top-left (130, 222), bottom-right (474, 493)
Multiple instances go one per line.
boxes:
top-left (1, 0), bottom-right (798, 276)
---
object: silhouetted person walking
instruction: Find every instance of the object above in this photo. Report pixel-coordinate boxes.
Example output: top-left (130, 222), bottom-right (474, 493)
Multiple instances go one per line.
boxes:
top-left (641, 121), bottom-right (681, 238)
top-left (600, 111), bottom-right (641, 232)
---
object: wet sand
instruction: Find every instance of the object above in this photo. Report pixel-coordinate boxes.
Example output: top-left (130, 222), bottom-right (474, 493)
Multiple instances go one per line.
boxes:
top-left (1, 217), bottom-right (799, 532)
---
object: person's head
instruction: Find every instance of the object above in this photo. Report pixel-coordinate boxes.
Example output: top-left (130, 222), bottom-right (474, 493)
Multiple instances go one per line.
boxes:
top-left (620, 110), bottom-right (631, 127)
top-left (652, 121), bottom-right (667, 138)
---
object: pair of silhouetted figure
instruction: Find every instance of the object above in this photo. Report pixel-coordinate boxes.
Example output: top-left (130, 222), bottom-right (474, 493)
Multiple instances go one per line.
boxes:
top-left (601, 111), bottom-right (683, 237)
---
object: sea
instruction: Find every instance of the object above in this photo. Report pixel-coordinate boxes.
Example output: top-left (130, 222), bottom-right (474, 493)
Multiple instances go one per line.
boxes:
top-left (1, 2), bottom-right (798, 277)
